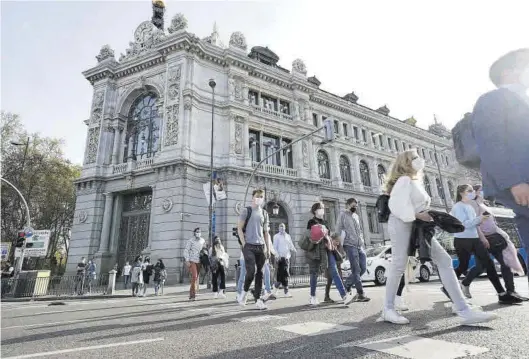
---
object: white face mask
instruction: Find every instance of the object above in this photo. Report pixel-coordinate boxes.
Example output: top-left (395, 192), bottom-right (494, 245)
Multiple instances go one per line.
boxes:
top-left (195, 232), bottom-right (201, 238)
top-left (520, 67), bottom-right (529, 88)
top-left (254, 197), bottom-right (264, 206)
top-left (315, 209), bottom-right (325, 218)
top-left (411, 157), bottom-right (425, 172)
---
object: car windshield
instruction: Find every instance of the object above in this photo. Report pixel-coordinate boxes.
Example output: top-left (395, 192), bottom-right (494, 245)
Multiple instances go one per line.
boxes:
top-left (366, 247), bottom-right (388, 257)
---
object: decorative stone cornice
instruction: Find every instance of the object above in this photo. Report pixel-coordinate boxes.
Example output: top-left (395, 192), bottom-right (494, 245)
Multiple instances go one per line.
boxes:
top-left (82, 23), bottom-right (452, 145)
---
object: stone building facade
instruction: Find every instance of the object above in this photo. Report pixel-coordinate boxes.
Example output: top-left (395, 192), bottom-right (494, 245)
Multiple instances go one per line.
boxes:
top-left (67, 13), bottom-right (464, 275)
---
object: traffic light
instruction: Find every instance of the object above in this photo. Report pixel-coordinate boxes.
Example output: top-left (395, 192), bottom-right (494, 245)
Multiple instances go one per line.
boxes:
top-left (15, 231), bottom-right (33, 248)
top-left (16, 231), bottom-right (25, 247)
top-left (151, 0), bottom-right (166, 30)
top-left (322, 118), bottom-right (335, 143)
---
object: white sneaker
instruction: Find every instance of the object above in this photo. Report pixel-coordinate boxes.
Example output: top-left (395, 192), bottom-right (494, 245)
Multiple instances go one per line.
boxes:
top-left (343, 293), bottom-right (355, 306)
top-left (237, 291), bottom-right (248, 306)
top-left (256, 299), bottom-right (268, 310)
top-left (457, 309), bottom-right (498, 325)
top-left (213, 292), bottom-right (219, 299)
top-left (452, 303), bottom-right (482, 315)
top-left (219, 291), bottom-right (226, 299)
top-left (395, 296), bottom-right (409, 311)
top-left (309, 296), bottom-right (319, 306)
top-left (376, 308), bottom-right (410, 324)
top-left (284, 291), bottom-right (292, 298)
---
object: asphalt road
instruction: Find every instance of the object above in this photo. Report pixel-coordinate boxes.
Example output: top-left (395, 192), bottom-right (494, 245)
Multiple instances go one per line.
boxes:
top-left (2, 277), bottom-right (529, 359)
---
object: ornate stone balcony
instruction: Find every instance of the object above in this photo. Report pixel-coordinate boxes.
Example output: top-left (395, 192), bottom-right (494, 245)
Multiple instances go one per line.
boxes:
top-left (111, 157), bottom-right (155, 175)
top-left (320, 178), bottom-right (332, 186)
top-left (251, 162), bottom-right (298, 177)
top-left (252, 105), bottom-right (293, 121)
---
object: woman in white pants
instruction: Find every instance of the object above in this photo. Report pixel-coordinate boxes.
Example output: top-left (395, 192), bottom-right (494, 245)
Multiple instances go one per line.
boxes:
top-left (378, 149), bottom-right (498, 325)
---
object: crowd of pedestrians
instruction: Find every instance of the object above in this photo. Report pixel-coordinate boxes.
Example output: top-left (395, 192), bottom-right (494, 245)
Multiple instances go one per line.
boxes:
top-left (116, 48), bottom-right (529, 330)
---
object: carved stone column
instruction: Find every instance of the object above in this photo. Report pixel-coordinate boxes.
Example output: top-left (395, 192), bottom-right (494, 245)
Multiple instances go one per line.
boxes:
top-left (331, 147), bottom-right (342, 187)
top-left (111, 124), bottom-right (123, 164)
top-left (352, 154), bottom-right (364, 191)
top-left (98, 193), bottom-right (114, 253)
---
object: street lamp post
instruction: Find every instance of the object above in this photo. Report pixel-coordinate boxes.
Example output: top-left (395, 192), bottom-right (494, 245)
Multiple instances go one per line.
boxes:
top-left (433, 143), bottom-right (450, 212)
top-left (9, 137), bottom-right (30, 263)
top-left (207, 79), bottom-right (216, 247)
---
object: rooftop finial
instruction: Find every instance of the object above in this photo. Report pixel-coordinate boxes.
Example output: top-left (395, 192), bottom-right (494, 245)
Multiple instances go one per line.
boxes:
top-left (434, 114), bottom-right (438, 124)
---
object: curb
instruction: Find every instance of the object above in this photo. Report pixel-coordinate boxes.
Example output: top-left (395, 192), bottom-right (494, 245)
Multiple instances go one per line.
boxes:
top-left (1, 283), bottom-right (313, 303)
top-left (1, 294), bottom-right (131, 303)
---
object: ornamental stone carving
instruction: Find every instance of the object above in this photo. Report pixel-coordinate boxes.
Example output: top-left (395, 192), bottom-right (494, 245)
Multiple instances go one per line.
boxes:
top-left (96, 45), bottom-right (115, 63)
top-left (85, 127), bottom-right (100, 164)
top-left (168, 66), bottom-right (182, 102)
top-left (162, 198), bottom-right (173, 212)
top-left (292, 59), bottom-right (307, 75)
top-left (234, 121), bottom-right (243, 154)
top-left (78, 210), bottom-right (88, 223)
top-left (228, 77), bottom-right (243, 101)
top-left (167, 13), bottom-right (188, 34)
top-left (119, 21), bottom-right (166, 62)
top-left (164, 104), bottom-right (179, 146)
top-left (229, 31), bottom-right (247, 51)
top-left (302, 141), bottom-right (309, 167)
top-left (90, 91), bottom-right (105, 125)
top-left (298, 101), bottom-right (306, 121)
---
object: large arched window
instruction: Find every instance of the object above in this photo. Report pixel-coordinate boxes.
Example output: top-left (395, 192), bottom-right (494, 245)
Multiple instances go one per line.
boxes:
top-left (339, 155), bottom-right (352, 183)
top-left (424, 175), bottom-right (432, 197)
top-left (377, 164), bottom-right (386, 186)
top-left (448, 180), bottom-right (455, 199)
top-left (436, 177), bottom-right (445, 199)
top-left (359, 160), bottom-right (371, 187)
top-left (123, 92), bottom-right (161, 162)
top-left (317, 150), bottom-right (331, 179)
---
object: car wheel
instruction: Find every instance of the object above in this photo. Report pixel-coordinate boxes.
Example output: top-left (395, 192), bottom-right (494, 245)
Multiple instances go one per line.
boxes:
top-left (374, 267), bottom-right (386, 286)
top-left (419, 265), bottom-right (430, 282)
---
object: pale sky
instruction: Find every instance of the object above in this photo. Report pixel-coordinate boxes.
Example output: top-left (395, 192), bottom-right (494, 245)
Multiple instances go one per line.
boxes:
top-left (2, 0), bottom-right (528, 165)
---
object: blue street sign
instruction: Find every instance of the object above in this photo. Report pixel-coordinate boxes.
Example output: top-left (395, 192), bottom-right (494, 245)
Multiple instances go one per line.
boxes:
top-left (24, 227), bottom-right (34, 238)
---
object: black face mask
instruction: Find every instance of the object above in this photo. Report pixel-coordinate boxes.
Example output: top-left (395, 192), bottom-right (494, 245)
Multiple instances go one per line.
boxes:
top-left (350, 206), bottom-right (357, 213)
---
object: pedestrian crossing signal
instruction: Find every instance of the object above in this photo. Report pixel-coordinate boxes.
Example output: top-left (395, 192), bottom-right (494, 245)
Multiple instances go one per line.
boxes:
top-left (15, 231), bottom-right (25, 247)
top-left (15, 231), bottom-right (33, 248)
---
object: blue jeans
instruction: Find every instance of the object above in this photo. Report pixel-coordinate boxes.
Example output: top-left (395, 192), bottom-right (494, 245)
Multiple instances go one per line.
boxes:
top-left (237, 258), bottom-right (245, 294)
top-left (344, 245), bottom-right (367, 295)
top-left (237, 258), bottom-right (272, 294)
top-left (264, 261), bottom-right (272, 293)
top-left (309, 253), bottom-right (346, 298)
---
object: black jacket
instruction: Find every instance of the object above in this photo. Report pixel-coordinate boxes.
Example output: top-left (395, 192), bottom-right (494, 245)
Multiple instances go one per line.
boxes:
top-left (408, 210), bottom-right (464, 262)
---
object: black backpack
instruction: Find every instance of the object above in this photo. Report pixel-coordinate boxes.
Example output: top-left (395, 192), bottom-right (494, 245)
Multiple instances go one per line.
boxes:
top-left (238, 206), bottom-right (267, 245)
top-left (451, 113), bottom-right (481, 170)
top-left (375, 194), bottom-right (391, 223)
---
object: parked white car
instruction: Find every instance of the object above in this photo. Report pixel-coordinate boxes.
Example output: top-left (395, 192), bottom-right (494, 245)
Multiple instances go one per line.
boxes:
top-left (340, 245), bottom-right (437, 285)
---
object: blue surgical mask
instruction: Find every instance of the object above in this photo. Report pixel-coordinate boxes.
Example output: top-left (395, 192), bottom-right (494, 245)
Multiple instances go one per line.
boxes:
top-left (479, 190), bottom-right (484, 198)
top-left (466, 192), bottom-right (476, 200)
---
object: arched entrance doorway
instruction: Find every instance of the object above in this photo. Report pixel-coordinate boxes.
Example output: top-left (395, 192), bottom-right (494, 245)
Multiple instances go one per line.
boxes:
top-left (265, 202), bottom-right (288, 237)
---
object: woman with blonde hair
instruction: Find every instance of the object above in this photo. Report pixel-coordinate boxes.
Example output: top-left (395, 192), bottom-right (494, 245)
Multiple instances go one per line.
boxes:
top-left (378, 149), bottom-right (497, 325)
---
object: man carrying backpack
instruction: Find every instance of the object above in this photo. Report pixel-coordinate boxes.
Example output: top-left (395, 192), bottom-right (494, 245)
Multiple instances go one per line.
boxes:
top-left (236, 189), bottom-right (271, 310)
top-left (336, 198), bottom-right (370, 302)
top-left (471, 48), bottom-right (529, 290)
